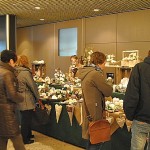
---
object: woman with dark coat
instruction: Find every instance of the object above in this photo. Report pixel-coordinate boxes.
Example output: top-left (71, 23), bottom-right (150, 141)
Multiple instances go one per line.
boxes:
top-left (78, 51), bottom-right (112, 150)
top-left (0, 50), bottom-right (25, 150)
top-left (16, 55), bottom-right (39, 144)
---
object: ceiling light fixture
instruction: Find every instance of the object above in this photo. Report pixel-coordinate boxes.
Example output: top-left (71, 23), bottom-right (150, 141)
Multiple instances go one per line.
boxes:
top-left (94, 9), bottom-right (100, 12)
top-left (40, 19), bottom-right (45, 21)
top-left (35, 6), bottom-right (40, 9)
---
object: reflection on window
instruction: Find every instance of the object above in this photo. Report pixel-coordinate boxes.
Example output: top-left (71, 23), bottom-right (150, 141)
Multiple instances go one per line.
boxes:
top-left (0, 41), bottom-right (6, 52)
top-left (58, 27), bottom-right (77, 56)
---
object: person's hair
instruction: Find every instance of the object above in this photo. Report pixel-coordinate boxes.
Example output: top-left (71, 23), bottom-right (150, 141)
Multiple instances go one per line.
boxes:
top-left (148, 50), bottom-right (150, 57)
top-left (17, 55), bottom-right (29, 68)
top-left (90, 51), bottom-right (106, 65)
top-left (70, 55), bottom-right (78, 60)
top-left (0, 49), bottom-right (17, 63)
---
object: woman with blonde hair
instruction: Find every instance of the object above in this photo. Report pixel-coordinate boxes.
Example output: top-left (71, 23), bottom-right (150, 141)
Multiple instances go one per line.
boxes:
top-left (16, 55), bottom-right (39, 144)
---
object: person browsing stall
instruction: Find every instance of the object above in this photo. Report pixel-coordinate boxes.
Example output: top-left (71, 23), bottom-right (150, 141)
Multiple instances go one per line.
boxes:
top-left (16, 55), bottom-right (39, 144)
top-left (0, 50), bottom-right (26, 150)
top-left (124, 52), bottom-right (150, 150)
top-left (78, 51), bottom-right (112, 150)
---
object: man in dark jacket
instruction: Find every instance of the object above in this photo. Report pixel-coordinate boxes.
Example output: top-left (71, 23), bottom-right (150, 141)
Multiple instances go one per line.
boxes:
top-left (124, 55), bottom-right (150, 150)
top-left (0, 50), bottom-right (26, 150)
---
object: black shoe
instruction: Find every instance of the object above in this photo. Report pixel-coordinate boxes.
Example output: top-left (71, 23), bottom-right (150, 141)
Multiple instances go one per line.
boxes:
top-left (24, 140), bottom-right (34, 144)
top-left (30, 134), bottom-right (35, 138)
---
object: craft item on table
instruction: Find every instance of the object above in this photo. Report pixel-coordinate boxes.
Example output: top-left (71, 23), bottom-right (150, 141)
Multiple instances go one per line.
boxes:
top-left (55, 104), bottom-right (62, 123)
top-left (105, 101), bottom-right (115, 112)
top-left (74, 103), bottom-right (83, 125)
top-left (45, 76), bottom-right (51, 84)
top-left (63, 98), bottom-right (77, 105)
top-left (106, 115), bottom-right (114, 125)
top-left (126, 119), bottom-right (132, 132)
top-left (105, 96), bottom-right (112, 102)
top-left (45, 104), bottom-right (52, 115)
top-left (66, 105), bottom-right (75, 126)
top-left (116, 116), bottom-right (126, 128)
top-left (52, 95), bottom-right (57, 99)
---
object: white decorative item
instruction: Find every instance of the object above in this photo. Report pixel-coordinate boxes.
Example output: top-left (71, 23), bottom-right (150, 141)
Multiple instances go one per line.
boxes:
top-left (126, 119), bottom-right (132, 132)
top-left (116, 116), bottom-right (126, 128)
top-left (45, 104), bottom-right (52, 115)
top-left (55, 104), bottom-right (62, 123)
top-left (66, 105), bottom-right (75, 126)
top-left (106, 116), bottom-right (114, 125)
top-left (121, 50), bottom-right (139, 67)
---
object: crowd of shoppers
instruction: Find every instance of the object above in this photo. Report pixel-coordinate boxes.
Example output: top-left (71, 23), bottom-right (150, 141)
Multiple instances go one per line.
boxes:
top-left (1, 49), bottom-right (150, 150)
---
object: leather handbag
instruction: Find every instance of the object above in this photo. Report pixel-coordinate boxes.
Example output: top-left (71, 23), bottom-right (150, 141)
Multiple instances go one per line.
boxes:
top-left (82, 91), bottom-right (111, 144)
top-left (88, 119), bottom-right (111, 144)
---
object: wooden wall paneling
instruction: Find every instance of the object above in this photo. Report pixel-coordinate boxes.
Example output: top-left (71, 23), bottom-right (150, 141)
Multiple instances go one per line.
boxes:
top-left (85, 14), bottom-right (117, 44)
top-left (17, 27), bottom-right (34, 65)
top-left (117, 9), bottom-right (150, 42)
top-left (32, 24), bottom-right (55, 77)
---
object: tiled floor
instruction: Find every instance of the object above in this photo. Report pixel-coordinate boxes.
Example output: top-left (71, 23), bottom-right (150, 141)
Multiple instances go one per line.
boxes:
top-left (7, 131), bottom-right (84, 150)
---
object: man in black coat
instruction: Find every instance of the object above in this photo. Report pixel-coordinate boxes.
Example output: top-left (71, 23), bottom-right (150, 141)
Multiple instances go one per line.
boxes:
top-left (0, 50), bottom-right (25, 150)
top-left (124, 54), bottom-right (150, 150)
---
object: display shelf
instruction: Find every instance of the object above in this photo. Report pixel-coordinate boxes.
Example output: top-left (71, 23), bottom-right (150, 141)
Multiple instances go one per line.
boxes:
top-left (32, 63), bottom-right (46, 77)
top-left (106, 66), bottom-right (132, 84)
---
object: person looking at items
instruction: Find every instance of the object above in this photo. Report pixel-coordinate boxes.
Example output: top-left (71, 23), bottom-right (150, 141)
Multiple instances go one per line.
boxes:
top-left (69, 55), bottom-right (83, 78)
top-left (0, 50), bottom-right (26, 150)
top-left (16, 55), bottom-right (40, 144)
top-left (78, 51), bottom-right (112, 150)
top-left (124, 52), bottom-right (150, 150)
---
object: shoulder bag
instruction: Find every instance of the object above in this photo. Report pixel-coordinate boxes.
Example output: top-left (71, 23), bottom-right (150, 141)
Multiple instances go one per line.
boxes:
top-left (82, 91), bottom-right (111, 144)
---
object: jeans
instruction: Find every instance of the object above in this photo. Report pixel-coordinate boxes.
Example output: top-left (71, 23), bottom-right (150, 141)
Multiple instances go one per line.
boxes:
top-left (131, 120), bottom-right (150, 150)
top-left (0, 134), bottom-right (25, 150)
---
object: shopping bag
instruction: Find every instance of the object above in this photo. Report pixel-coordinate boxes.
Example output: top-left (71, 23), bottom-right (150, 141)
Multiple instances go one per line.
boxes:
top-left (32, 103), bottom-right (49, 126)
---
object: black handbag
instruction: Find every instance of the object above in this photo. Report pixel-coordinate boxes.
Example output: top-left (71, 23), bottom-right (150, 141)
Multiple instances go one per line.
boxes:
top-left (32, 102), bottom-right (49, 126)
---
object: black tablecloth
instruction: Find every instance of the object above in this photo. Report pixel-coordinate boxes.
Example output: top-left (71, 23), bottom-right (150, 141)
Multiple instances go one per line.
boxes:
top-left (32, 102), bottom-right (131, 150)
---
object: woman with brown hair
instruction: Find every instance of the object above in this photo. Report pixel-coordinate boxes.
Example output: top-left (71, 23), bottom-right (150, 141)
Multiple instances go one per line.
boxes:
top-left (16, 55), bottom-right (39, 144)
top-left (78, 51), bottom-right (112, 150)
top-left (69, 55), bottom-right (83, 78)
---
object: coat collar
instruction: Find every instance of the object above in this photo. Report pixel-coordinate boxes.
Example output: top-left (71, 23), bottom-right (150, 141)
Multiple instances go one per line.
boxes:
top-left (0, 61), bottom-right (15, 73)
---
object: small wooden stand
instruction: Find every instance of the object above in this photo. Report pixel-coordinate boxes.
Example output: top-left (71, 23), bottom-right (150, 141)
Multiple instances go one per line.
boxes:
top-left (32, 63), bottom-right (46, 77)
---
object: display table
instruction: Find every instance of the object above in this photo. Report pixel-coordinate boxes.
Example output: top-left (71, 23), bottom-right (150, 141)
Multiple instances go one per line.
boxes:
top-left (32, 101), bottom-right (131, 150)
top-left (32, 102), bottom-right (87, 148)
top-left (112, 92), bottom-right (125, 99)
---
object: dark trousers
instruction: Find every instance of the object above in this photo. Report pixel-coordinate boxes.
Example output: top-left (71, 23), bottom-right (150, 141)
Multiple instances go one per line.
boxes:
top-left (0, 134), bottom-right (25, 150)
top-left (86, 140), bottom-right (111, 150)
top-left (20, 109), bottom-right (34, 142)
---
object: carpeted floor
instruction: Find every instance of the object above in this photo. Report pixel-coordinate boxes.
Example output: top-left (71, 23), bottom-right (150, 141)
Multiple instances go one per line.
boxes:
top-left (7, 131), bottom-right (84, 150)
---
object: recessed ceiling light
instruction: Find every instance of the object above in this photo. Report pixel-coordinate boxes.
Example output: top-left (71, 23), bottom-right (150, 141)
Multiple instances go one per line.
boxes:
top-left (35, 6), bottom-right (40, 9)
top-left (40, 19), bottom-right (45, 21)
top-left (94, 9), bottom-right (100, 12)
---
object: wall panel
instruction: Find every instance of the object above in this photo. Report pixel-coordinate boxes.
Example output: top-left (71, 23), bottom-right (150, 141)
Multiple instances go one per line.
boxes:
top-left (17, 9), bottom-right (150, 78)
top-left (85, 15), bottom-right (117, 44)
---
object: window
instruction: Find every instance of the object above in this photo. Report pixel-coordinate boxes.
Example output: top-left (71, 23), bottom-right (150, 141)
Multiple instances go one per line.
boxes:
top-left (0, 16), bottom-right (6, 52)
top-left (58, 27), bottom-right (77, 56)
